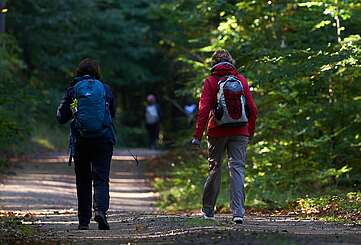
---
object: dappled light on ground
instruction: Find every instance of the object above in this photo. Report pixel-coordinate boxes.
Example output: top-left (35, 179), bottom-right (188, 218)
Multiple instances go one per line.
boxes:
top-left (0, 151), bottom-right (160, 213)
top-left (1, 151), bottom-right (361, 244)
top-left (14, 213), bottom-right (361, 244)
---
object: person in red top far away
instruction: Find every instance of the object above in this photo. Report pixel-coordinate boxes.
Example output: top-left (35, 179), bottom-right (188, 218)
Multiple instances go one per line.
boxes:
top-left (191, 49), bottom-right (257, 224)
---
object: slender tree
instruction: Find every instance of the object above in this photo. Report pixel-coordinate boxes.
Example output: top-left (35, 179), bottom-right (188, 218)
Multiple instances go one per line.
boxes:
top-left (0, 1), bottom-right (5, 33)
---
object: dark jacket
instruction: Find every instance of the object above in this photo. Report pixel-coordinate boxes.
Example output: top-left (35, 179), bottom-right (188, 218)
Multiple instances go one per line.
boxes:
top-left (194, 62), bottom-right (257, 140)
top-left (57, 75), bottom-right (116, 144)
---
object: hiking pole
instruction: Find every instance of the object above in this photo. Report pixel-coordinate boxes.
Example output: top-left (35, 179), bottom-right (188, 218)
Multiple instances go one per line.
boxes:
top-left (68, 134), bottom-right (76, 166)
top-left (116, 134), bottom-right (140, 166)
top-left (111, 124), bottom-right (140, 166)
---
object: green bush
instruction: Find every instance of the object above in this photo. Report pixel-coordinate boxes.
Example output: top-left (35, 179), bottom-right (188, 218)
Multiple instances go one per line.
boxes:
top-left (154, 149), bottom-right (232, 212)
top-left (154, 148), bottom-right (357, 212)
top-left (114, 125), bottom-right (148, 148)
top-left (0, 33), bottom-right (31, 157)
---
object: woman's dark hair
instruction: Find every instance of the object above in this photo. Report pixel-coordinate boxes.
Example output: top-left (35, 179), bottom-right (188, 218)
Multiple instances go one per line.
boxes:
top-left (75, 58), bottom-right (101, 79)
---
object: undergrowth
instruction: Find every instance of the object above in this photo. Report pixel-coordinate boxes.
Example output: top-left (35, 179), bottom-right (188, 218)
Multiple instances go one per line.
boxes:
top-left (289, 192), bottom-right (361, 223)
top-left (0, 214), bottom-right (36, 241)
top-left (152, 148), bottom-right (361, 222)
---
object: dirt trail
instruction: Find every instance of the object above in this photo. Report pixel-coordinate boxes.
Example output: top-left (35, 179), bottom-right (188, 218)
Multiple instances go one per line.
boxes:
top-left (24, 213), bottom-right (361, 244)
top-left (1, 150), bottom-right (361, 244)
top-left (0, 149), bottom-right (161, 213)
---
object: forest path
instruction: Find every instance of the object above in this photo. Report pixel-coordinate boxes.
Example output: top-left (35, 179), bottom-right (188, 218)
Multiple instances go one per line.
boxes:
top-left (0, 149), bottom-right (161, 213)
top-left (1, 150), bottom-right (361, 244)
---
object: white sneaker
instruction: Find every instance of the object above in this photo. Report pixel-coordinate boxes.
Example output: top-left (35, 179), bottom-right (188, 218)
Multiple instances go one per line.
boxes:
top-left (203, 214), bottom-right (216, 220)
top-left (233, 217), bottom-right (244, 224)
top-left (201, 208), bottom-right (215, 220)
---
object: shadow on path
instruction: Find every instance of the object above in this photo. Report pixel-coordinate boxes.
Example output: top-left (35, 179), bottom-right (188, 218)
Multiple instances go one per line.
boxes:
top-left (0, 149), bottom-right (162, 213)
top-left (17, 214), bottom-right (361, 245)
top-left (2, 150), bottom-right (361, 244)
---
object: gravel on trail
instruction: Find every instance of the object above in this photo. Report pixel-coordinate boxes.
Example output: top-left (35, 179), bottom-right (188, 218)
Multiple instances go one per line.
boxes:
top-left (1, 150), bottom-right (361, 245)
top-left (18, 212), bottom-right (361, 245)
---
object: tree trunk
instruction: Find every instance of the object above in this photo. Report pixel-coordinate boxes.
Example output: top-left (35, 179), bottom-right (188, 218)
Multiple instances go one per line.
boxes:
top-left (0, 1), bottom-right (5, 33)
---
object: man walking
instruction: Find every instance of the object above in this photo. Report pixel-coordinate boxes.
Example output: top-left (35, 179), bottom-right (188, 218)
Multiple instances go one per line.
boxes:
top-left (145, 94), bottom-right (161, 149)
top-left (192, 49), bottom-right (257, 224)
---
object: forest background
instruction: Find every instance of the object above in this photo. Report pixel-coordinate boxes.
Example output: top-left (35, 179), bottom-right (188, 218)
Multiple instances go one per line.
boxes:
top-left (0, 0), bottom-right (360, 214)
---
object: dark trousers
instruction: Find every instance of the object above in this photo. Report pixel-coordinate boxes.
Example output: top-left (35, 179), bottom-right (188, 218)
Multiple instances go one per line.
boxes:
top-left (74, 140), bottom-right (113, 225)
top-left (146, 122), bottom-right (160, 149)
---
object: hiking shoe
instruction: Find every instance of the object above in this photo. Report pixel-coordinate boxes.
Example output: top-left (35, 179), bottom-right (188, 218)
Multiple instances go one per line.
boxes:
top-left (94, 212), bottom-right (110, 230)
top-left (233, 217), bottom-right (244, 224)
top-left (201, 207), bottom-right (215, 220)
top-left (78, 224), bottom-right (89, 230)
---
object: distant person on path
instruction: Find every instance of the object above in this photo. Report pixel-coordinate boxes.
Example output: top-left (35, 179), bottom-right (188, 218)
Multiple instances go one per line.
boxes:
top-left (184, 98), bottom-right (197, 126)
top-left (57, 58), bottom-right (116, 230)
top-left (192, 49), bottom-right (257, 224)
top-left (145, 94), bottom-right (161, 149)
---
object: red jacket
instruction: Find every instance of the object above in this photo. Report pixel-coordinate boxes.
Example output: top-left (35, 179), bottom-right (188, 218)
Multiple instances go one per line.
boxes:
top-left (194, 62), bottom-right (257, 140)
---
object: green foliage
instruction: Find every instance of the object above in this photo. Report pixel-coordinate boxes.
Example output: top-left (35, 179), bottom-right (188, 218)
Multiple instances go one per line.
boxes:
top-left (7, 0), bottom-right (167, 107)
top-left (153, 0), bottom-right (361, 209)
top-left (0, 33), bottom-right (30, 157)
top-left (115, 126), bottom-right (148, 148)
top-left (154, 149), bottom-right (208, 211)
top-left (290, 191), bottom-right (361, 223)
top-left (8, 0), bottom-right (161, 87)
top-left (30, 123), bottom-right (68, 152)
top-left (154, 149), bottom-right (232, 211)
top-left (1, 0), bottom-right (172, 153)
top-left (154, 149), bottom-right (361, 223)
top-left (0, 36), bottom-right (68, 155)
top-left (1, 0), bottom-right (361, 215)
top-left (0, 215), bottom-right (35, 240)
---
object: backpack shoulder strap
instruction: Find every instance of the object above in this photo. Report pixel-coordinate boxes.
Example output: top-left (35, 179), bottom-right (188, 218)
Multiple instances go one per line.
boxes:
top-left (97, 80), bottom-right (106, 98)
top-left (212, 76), bottom-right (227, 101)
top-left (209, 75), bottom-right (228, 87)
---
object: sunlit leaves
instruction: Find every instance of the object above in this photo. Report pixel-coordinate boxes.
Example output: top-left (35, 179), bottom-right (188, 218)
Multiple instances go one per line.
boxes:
top-left (312, 20), bottom-right (332, 30)
top-left (154, 0), bottom-right (361, 204)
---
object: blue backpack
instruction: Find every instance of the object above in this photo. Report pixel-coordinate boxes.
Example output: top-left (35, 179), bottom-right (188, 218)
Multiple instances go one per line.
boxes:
top-left (73, 78), bottom-right (112, 138)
